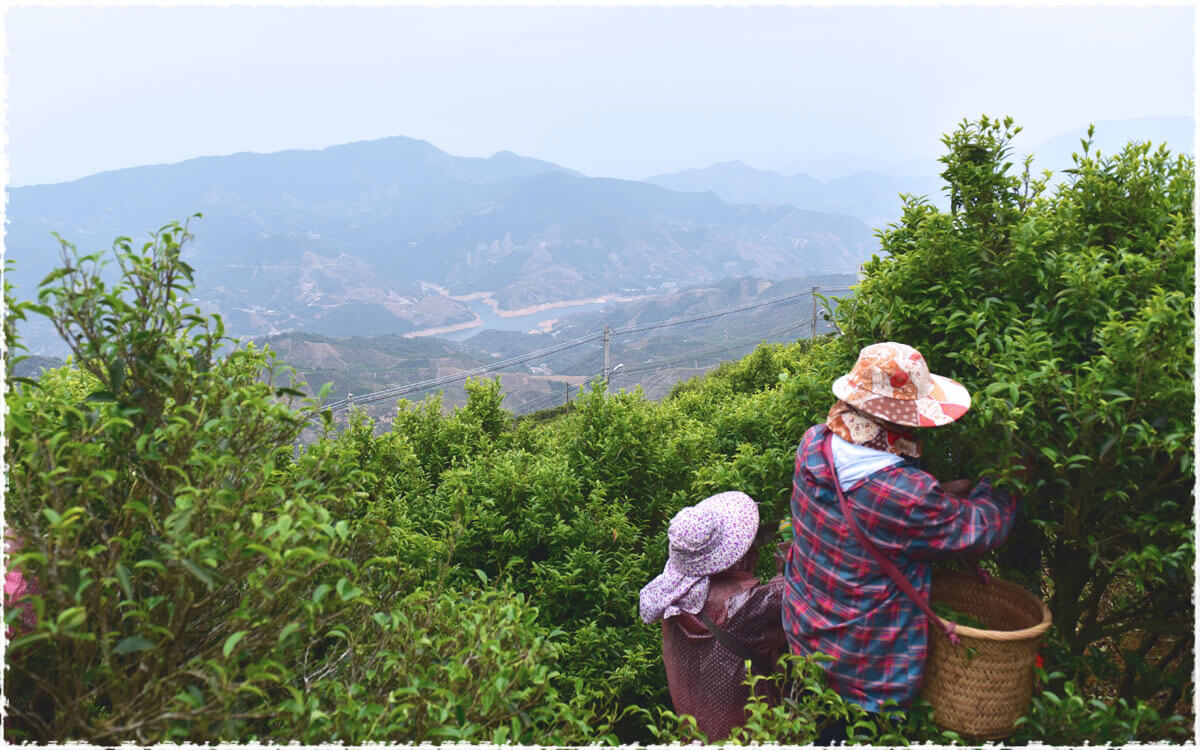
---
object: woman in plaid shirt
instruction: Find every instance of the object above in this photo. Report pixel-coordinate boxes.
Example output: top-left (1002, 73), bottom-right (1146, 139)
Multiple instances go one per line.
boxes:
top-left (781, 342), bottom-right (1017, 736)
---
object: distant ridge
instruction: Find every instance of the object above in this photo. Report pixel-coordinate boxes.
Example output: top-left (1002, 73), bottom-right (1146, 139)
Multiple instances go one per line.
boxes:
top-left (12, 135), bottom-right (577, 190)
top-left (646, 160), bottom-right (940, 229)
top-left (6, 136), bottom-right (877, 356)
top-left (646, 116), bottom-right (1194, 229)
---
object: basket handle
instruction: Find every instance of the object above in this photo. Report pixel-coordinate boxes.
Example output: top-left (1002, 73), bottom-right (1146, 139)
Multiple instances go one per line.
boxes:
top-left (820, 432), bottom-right (961, 646)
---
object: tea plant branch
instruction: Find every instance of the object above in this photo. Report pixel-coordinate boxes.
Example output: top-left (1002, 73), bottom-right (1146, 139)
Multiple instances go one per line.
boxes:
top-left (28, 440), bottom-right (68, 594)
top-left (1118, 632), bottom-right (1162, 698)
top-left (1075, 568), bottom-right (1116, 643)
top-left (8, 660), bottom-right (61, 704)
top-left (90, 707), bottom-right (279, 743)
top-left (6, 702), bottom-right (53, 739)
top-left (305, 645), bottom-right (354, 685)
top-left (298, 607), bottom-right (355, 688)
top-left (1154, 636), bottom-right (1193, 713)
top-left (1088, 577), bottom-right (1187, 639)
top-left (1127, 451), bottom-right (1185, 507)
top-left (130, 465), bottom-right (171, 515)
top-left (1091, 617), bottom-right (1193, 644)
top-left (1154, 634), bottom-right (1191, 673)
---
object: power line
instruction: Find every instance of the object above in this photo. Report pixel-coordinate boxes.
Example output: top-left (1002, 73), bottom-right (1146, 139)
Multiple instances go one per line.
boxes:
top-left (606, 289), bottom-right (834, 380)
top-left (320, 329), bottom-right (604, 414)
top-left (514, 329), bottom-right (798, 416)
top-left (612, 319), bottom-right (813, 378)
top-left (315, 284), bottom-right (854, 418)
top-left (519, 293), bottom-right (847, 416)
top-left (510, 387), bottom-right (576, 417)
top-left (610, 286), bottom-right (851, 336)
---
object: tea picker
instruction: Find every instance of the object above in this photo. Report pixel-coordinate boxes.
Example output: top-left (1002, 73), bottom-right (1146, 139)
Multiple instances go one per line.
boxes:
top-left (780, 342), bottom-right (1050, 741)
top-left (638, 491), bottom-right (788, 741)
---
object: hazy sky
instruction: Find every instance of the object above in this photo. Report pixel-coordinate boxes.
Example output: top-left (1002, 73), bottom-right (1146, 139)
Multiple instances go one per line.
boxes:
top-left (3, 3), bottom-right (1194, 186)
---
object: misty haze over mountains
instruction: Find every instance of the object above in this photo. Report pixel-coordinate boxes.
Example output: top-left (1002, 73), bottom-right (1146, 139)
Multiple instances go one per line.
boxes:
top-left (647, 162), bottom-right (942, 230)
top-left (648, 116), bottom-right (1194, 228)
top-left (6, 115), bottom-right (1191, 359)
top-left (7, 138), bottom-right (875, 356)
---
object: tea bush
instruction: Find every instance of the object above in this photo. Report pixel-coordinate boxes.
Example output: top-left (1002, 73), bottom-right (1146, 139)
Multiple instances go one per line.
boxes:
top-left (4, 223), bottom-right (371, 741)
top-left (1, 223), bottom-right (607, 744)
top-left (640, 653), bottom-right (879, 745)
top-left (1011, 669), bottom-right (1192, 744)
top-left (267, 583), bottom-right (608, 744)
top-left (641, 653), bottom-right (972, 746)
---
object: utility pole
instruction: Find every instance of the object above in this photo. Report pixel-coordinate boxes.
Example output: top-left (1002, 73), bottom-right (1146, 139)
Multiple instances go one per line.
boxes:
top-left (602, 324), bottom-right (611, 384)
top-left (810, 286), bottom-right (819, 339)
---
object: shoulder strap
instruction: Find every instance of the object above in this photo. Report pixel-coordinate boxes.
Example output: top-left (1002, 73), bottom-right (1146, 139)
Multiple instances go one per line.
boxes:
top-left (820, 432), bottom-right (961, 646)
top-left (695, 610), bottom-right (775, 676)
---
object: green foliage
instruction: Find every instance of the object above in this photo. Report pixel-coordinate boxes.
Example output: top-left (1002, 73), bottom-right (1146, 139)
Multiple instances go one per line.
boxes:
top-left (641, 653), bottom-right (968, 746)
top-left (386, 378), bottom-right (511, 484)
top-left (730, 654), bottom-right (882, 744)
top-left (1, 222), bottom-right (604, 745)
top-left (270, 584), bottom-right (606, 744)
top-left (670, 339), bottom-right (810, 399)
top-left (5, 220), bottom-right (370, 742)
top-left (1012, 669), bottom-right (1192, 744)
top-left (18, 358), bottom-right (100, 403)
top-left (445, 383), bottom-right (714, 729)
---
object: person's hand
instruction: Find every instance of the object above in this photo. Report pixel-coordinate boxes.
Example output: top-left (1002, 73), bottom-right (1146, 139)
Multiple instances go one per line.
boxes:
top-left (942, 478), bottom-right (973, 497)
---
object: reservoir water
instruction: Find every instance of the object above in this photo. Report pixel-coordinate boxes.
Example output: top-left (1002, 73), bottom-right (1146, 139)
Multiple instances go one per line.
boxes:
top-left (438, 296), bottom-right (611, 342)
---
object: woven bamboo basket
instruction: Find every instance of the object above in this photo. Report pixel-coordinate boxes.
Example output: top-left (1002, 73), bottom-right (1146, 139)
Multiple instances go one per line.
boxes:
top-left (919, 570), bottom-right (1052, 740)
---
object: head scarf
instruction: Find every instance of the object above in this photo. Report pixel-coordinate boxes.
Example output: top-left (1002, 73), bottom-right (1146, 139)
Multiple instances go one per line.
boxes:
top-left (827, 399), bottom-right (922, 458)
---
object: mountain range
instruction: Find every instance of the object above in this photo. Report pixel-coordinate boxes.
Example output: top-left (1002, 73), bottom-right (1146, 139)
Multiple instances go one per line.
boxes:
top-left (7, 138), bottom-right (876, 355)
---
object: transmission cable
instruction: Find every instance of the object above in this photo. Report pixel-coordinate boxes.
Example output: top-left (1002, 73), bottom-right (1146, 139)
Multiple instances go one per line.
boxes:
top-left (610, 286), bottom-right (850, 336)
top-left (316, 284), bottom-right (853, 417)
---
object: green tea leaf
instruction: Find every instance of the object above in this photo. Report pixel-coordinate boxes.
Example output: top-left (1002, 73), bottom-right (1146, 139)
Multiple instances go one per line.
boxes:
top-left (114, 635), bottom-right (155, 655)
top-left (222, 630), bottom-right (248, 658)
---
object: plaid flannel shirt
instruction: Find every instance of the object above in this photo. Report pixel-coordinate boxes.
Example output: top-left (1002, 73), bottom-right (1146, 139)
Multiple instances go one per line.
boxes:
top-left (782, 424), bottom-right (1017, 713)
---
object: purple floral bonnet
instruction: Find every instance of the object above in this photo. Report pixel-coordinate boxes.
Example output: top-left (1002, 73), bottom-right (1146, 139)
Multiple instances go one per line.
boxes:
top-left (638, 491), bottom-right (759, 624)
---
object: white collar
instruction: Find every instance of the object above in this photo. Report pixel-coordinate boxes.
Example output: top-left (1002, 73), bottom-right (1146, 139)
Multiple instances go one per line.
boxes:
top-left (829, 433), bottom-right (903, 491)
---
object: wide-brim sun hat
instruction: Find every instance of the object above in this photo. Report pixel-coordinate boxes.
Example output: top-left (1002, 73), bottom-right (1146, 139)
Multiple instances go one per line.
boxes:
top-left (832, 342), bottom-right (971, 428)
top-left (638, 491), bottom-right (759, 623)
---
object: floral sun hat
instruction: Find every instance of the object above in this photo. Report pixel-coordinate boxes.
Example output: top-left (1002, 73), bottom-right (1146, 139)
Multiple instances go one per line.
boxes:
top-left (638, 491), bottom-right (759, 624)
top-left (831, 342), bottom-right (971, 428)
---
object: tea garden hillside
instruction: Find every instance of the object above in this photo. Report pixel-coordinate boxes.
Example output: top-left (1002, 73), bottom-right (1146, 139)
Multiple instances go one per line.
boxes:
top-left (3, 117), bottom-right (1193, 744)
